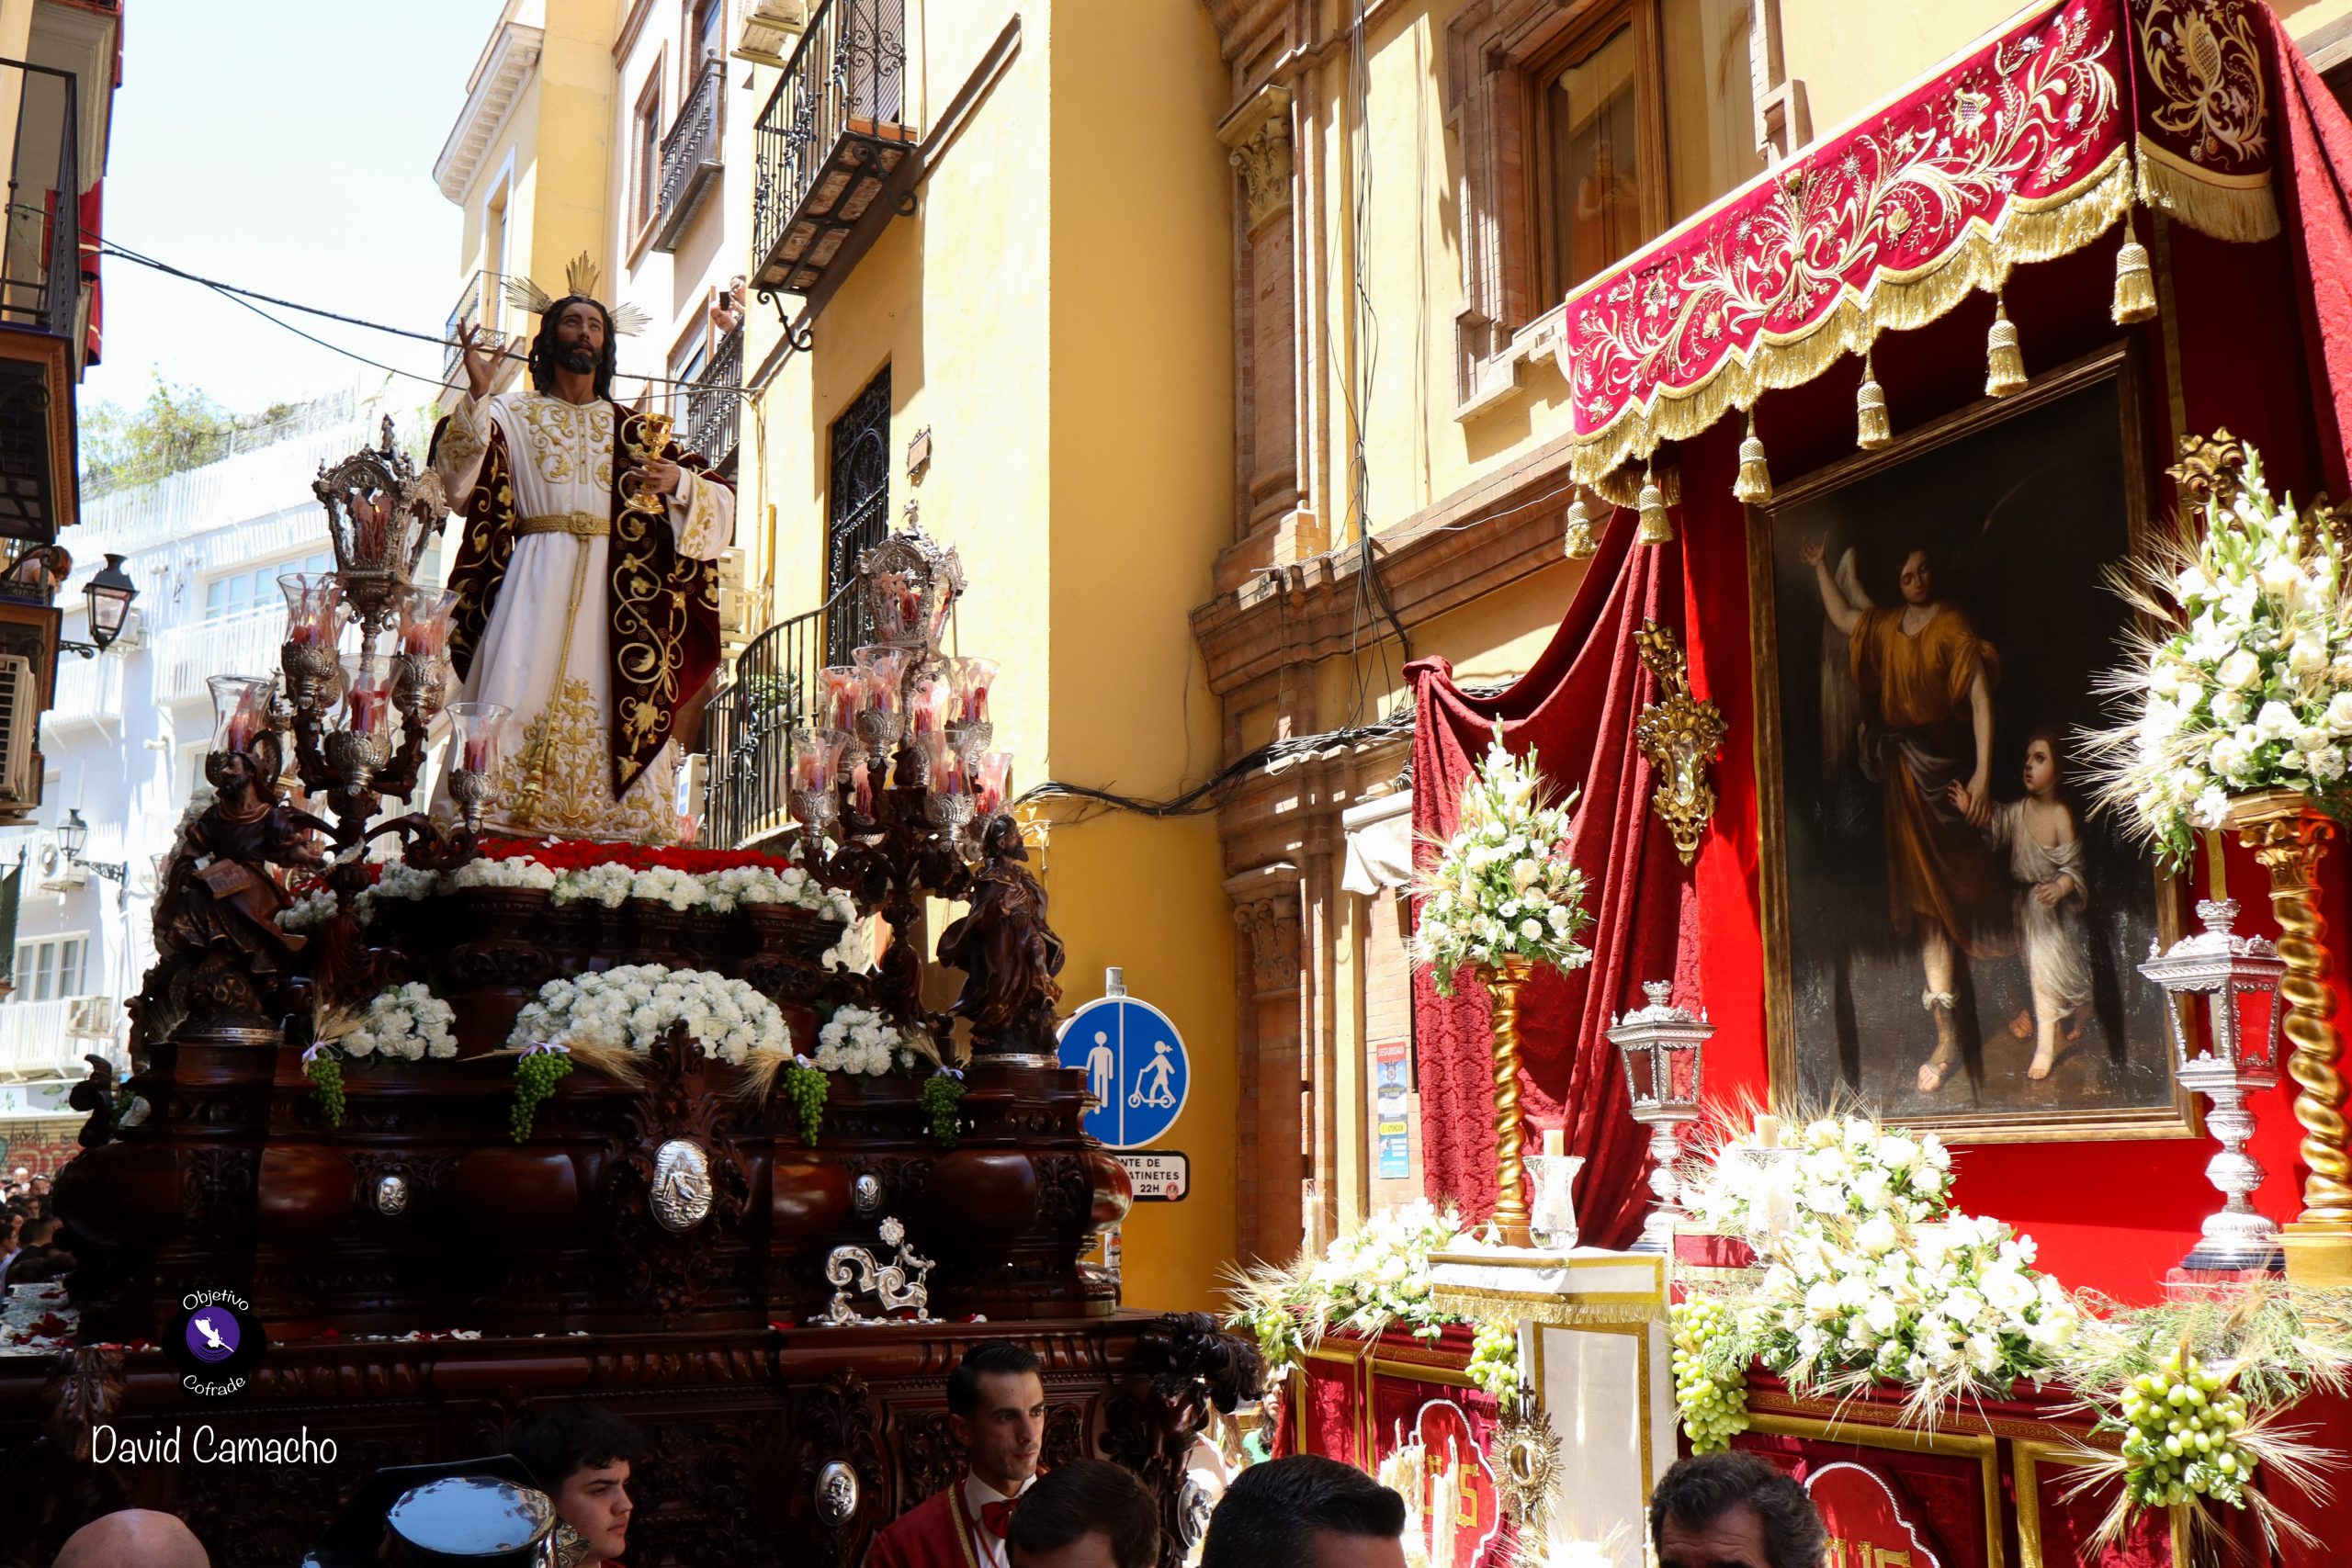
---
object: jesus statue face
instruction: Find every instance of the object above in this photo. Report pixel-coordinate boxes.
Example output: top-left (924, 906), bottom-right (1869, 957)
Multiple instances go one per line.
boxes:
top-left (1897, 549), bottom-right (1934, 605)
top-left (552, 301), bottom-right (606, 373)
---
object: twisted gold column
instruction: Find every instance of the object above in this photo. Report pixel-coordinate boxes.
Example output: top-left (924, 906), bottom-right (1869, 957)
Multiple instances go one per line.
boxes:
top-left (1484, 956), bottom-right (1535, 1248)
top-left (2230, 790), bottom-right (2352, 1285)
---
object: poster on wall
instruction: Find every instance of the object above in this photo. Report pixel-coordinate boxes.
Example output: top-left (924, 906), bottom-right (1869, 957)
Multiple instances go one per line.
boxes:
top-left (1374, 1040), bottom-right (1411, 1180)
top-left (1747, 343), bottom-right (2188, 1140)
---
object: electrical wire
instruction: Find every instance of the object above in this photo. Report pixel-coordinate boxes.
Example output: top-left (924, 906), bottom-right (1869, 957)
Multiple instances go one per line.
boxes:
top-left (94, 237), bottom-right (753, 400)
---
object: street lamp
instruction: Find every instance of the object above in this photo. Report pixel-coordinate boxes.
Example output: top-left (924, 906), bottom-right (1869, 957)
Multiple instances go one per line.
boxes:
top-left (57, 807), bottom-right (127, 884)
top-left (59, 553), bottom-right (139, 659)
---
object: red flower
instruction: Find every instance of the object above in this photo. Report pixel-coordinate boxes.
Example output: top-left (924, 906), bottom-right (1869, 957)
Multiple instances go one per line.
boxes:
top-left (473, 836), bottom-right (794, 877)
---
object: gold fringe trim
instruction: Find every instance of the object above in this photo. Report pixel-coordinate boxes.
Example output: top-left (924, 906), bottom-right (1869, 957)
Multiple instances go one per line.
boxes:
top-left (1568, 147), bottom-right (2137, 487)
top-left (1430, 1282), bottom-right (1667, 1326)
top-left (2136, 139), bottom-right (2281, 243)
top-left (1592, 459), bottom-right (1682, 511)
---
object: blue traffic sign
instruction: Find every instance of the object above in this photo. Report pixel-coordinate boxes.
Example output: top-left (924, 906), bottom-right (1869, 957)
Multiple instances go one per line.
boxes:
top-left (1059, 992), bottom-right (1189, 1149)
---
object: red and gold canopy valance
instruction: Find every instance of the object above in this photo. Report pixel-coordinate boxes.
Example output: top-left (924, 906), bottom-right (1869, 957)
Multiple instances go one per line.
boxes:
top-left (1564, 0), bottom-right (2281, 488)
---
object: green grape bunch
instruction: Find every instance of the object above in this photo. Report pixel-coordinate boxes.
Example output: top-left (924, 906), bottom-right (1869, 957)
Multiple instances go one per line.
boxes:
top-left (510, 1050), bottom-right (575, 1144)
top-left (1672, 1297), bottom-right (1751, 1455)
top-left (1467, 1318), bottom-right (1521, 1405)
top-left (2118, 1349), bottom-right (2255, 1510)
top-left (306, 1052), bottom-right (347, 1130)
top-left (786, 1063), bottom-right (829, 1147)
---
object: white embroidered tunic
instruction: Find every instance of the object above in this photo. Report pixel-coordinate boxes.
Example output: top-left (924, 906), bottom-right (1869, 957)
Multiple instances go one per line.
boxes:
top-left (430, 389), bottom-right (733, 843)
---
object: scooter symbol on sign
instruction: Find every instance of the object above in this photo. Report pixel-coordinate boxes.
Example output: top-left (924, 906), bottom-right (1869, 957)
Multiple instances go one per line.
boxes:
top-left (1129, 1041), bottom-right (1179, 1109)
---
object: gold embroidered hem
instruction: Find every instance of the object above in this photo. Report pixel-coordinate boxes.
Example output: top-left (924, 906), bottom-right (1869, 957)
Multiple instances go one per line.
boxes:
top-left (491, 677), bottom-right (677, 844)
top-left (519, 512), bottom-right (613, 539)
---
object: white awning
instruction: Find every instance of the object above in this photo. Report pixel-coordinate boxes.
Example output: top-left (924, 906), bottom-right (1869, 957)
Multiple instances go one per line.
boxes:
top-left (1340, 790), bottom-right (1413, 897)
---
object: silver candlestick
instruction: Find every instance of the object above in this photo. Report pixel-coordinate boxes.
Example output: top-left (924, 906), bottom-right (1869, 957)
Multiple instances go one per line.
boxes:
top-left (1609, 981), bottom-right (1712, 1254)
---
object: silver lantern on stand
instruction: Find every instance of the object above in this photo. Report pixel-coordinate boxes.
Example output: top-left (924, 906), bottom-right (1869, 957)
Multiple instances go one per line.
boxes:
top-left (2140, 898), bottom-right (2287, 1273)
top-left (1609, 980), bottom-right (1711, 1253)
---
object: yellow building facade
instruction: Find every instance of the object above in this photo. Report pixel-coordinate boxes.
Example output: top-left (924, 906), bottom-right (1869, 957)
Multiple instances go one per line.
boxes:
top-left (725, 0), bottom-right (1238, 1313)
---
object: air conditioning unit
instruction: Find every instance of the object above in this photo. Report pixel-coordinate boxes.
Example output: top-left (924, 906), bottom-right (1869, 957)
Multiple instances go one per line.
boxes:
top-left (0, 654), bottom-right (41, 813)
top-left (66, 996), bottom-right (119, 1040)
top-left (35, 834), bottom-right (83, 893)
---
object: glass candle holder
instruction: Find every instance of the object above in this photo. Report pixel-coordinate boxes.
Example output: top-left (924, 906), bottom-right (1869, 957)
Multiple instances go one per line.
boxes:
top-left (854, 645), bottom-right (909, 713)
top-left (909, 672), bottom-right (953, 737)
top-left (850, 758), bottom-right (876, 818)
top-left (398, 585), bottom-right (460, 660)
top-left (209, 675), bottom-right (275, 755)
top-left (791, 727), bottom-right (854, 792)
top-left (448, 700), bottom-right (514, 774)
top-left (341, 658), bottom-right (390, 738)
top-left (871, 570), bottom-right (923, 642)
top-left (973, 750), bottom-right (1012, 816)
top-left (278, 573), bottom-right (346, 649)
top-left (818, 665), bottom-right (864, 732)
top-left (918, 731), bottom-right (968, 797)
top-left (949, 657), bottom-right (998, 727)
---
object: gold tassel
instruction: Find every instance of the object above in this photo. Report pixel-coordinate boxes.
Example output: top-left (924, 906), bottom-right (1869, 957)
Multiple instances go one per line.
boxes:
top-left (1857, 351), bottom-right (1893, 450)
top-left (1636, 463), bottom-right (1673, 545)
top-left (2112, 231), bottom-right (2157, 325)
top-left (1562, 492), bottom-right (1600, 560)
top-left (1733, 412), bottom-right (1772, 504)
top-left (1985, 293), bottom-right (2026, 399)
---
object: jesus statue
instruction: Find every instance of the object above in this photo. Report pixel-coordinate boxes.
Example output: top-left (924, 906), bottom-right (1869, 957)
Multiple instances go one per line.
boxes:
top-left (430, 254), bottom-right (734, 844)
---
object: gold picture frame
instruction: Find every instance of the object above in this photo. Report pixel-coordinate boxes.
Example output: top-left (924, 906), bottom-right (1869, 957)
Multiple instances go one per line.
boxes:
top-left (1748, 339), bottom-right (2196, 1142)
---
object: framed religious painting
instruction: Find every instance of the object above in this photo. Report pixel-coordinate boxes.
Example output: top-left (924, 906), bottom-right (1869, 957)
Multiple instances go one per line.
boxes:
top-left (1747, 341), bottom-right (2193, 1140)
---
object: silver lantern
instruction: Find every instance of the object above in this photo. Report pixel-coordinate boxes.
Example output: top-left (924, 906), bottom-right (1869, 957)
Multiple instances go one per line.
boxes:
top-left (1609, 980), bottom-right (1711, 1254)
top-left (2139, 898), bottom-right (2286, 1272)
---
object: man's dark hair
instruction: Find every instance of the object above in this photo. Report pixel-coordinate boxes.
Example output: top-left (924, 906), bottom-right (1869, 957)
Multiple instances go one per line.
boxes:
top-left (22, 1214), bottom-right (58, 1244)
top-left (948, 1341), bottom-right (1044, 1418)
top-left (527, 296), bottom-right (619, 400)
top-left (1649, 1451), bottom-right (1826, 1568)
top-left (506, 1404), bottom-right (647, 1492)
top-left (1006, 1459), bottom-right (1159, 1568)
top-left (1199, 1454), bottom-right (1404, 1568)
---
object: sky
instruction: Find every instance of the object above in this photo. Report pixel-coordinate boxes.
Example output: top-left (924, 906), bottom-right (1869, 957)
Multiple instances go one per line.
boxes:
top-left (80, 1), bottom-right (503, 423)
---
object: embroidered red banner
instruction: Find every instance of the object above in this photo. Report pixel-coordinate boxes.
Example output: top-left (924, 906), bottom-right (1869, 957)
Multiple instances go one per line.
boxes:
top-left (1564, 0), bottom-right (2137, 485)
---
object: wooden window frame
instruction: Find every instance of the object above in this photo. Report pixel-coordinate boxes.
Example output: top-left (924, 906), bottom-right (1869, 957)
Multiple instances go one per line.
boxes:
top-left (628, 57), bottom-right (666, 260)
top-left (1521, 1), bottom-right (1671, 312)
top-left (665, 299), bottom-right (715, 419)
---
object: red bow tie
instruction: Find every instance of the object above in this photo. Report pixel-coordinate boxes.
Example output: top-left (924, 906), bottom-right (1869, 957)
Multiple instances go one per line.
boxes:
top-left (980, 1499), bottom-right (1017, 1540)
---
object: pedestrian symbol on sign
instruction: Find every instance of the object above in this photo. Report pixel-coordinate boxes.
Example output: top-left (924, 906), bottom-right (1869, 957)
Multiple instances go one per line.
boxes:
top-left (1058, 973), bottom-right (1189, 1149)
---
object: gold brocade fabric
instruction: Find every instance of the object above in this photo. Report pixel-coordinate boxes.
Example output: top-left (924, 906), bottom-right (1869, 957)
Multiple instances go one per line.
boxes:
top-left (519, 512), bottom-right (612, 539)
top-left (492, 677), bottom-right (676, 844)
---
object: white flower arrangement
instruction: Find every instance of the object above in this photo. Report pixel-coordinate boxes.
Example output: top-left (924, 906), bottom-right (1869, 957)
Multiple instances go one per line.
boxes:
top-left (1410, 727), bottom-right (1591, 995)
top-left (276, 887), bottom-right (340, 932)
top-left (359, 853), bottom-right (853, 919)
top-left (2092, 439), bottom-right (2352, 863)
top-left (820, 911), bottom-right (878, 974)
top-left (509, 963), bottom-right (788, 1066)
top-left (371, 863), bottom-right (444, 902)
top-left (812, 1004), bottom-right (932, 1077)
top-left (551, 863), bottom-right (639, 908)
top-left (1696, 1116), bottom-right (1955, 1235)
top-left (334, 982), bottom-right (459, 1063)
top-left (450, 857), bottom-right (559, 893)
top-left (628, 864), bottom-right (710, 912)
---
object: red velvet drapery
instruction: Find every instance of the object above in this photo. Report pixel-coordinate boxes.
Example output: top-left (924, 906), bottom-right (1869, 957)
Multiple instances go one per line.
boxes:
top-left (2266, 2), bottom-right (2352, 499)
top-left (1407, 510), bottom-right (1690, 1249)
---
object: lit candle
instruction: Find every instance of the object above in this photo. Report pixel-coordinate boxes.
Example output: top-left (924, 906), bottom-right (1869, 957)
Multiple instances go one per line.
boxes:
top-left (1542, 1128), bottom-right (1565, 1159)
top-left (910, 676), bottom-right (951, 737)
top-left (851, 760), bottom-right (875, 817)
top-left (973, 750), bottom-right (1012, 816)
top-left (401, 621), bottom-right (435, 657)
top-left (463, 734), bottom-right (493, 772)
top-left (819, 666), bottom-right (862, 731)
top-left (346, 679), bottom-right (388, 737)
top-left (1754, 1113), bottom-right (1781, 1149)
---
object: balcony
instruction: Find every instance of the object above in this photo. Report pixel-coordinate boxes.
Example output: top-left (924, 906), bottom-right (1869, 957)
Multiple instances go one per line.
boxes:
top-left (444, 269), bottom-right (522, 387)
top-left (42, 644), bottom-right (120, 738)
top-left (653, 57), bottom-right (728, 254)
top-left (698, 579), bottom-right (867, 851)
top-left (153, 608), bottom-right (282, 706)
top-left (0, 994), bottom-right (119, 1082)
top-left (684, 324), bottom-right (742, 475)
top-left (750, 0), bottom-right (918, 304)
top-left (0, 57), bottom-right (81, 344)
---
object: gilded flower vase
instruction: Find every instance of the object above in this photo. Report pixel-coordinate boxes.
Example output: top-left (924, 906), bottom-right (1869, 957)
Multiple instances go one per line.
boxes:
top-left (2226, 787), bottom-right (2352, 1286)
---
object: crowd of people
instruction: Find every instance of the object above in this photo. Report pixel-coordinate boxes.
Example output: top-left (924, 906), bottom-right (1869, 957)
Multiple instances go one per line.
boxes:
top-left (36, 1337), bottom-right (1826, 1567)
top-left (1, 1167), bottom-right (73, 1292)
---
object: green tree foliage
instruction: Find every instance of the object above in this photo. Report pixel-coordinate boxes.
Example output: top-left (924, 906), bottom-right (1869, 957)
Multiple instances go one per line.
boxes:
top-left (78, 373), bottom-right (300, 495)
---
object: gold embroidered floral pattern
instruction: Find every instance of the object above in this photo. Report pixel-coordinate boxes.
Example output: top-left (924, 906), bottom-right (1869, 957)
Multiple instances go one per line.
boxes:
top-left (512, 394), bottom-right (616, 489)
top-left (2137, 0), bottom-right (2267, 170)
top-left (492, 677), bottom-right (676, 843)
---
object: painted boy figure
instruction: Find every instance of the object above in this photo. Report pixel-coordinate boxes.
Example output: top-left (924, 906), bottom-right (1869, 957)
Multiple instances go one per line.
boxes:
top-left (433, 254), bottom-right (733, 845)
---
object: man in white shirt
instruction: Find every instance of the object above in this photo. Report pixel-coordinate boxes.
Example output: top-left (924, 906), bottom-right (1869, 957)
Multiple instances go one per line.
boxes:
top-left (869, 1342), bottom-right (1048, 1568)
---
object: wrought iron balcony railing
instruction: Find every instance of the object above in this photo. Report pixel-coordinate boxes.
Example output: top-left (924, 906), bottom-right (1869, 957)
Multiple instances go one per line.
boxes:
top-left (443, 269), bottom-right (519, 385)
top-left (0, 57), bottom-right (81, 343)
top-left (684, 325), bottom-right (742, 475)
top-left (699, 577), bottom-right (875, 852)
top-left (653, 56), bottom-right (727, 254)
top-left (750, 0), bottom-right (916, 301)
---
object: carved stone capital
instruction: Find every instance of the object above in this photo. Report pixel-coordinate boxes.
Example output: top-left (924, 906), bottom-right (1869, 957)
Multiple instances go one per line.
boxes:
top-left (1219, 85), bottom-right (1294, 232)
top-left (1225, 863), bottom-right (1302, 998)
